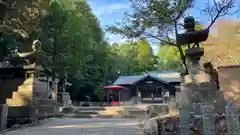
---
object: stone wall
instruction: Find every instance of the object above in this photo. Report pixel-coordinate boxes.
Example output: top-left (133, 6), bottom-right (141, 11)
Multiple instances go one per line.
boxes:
top-left (218, 65), bottom-right (240, 105)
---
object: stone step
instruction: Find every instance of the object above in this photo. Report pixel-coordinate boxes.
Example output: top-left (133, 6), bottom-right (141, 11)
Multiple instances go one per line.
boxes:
top-left (141, 100), bottom-right (164, 104)
top-left (34, 99), bottom-right (56, 105)
top-left (6, 98), bottom-right (30, 107)
top-left (22, 77), bottom-right (35, 85)
top-left (17, 85), bottom-right (33, 92)
top-left (12, 91), bottom-right (32, 99)
top-left (62, 107), bottom-right (74, 114)
top-left (12, 92), bottom-right (22, 99)
top-left (73, 114), bottom-right (96, 118)
top-left (75, 111), bottom-right (100, 115)
top-left (76, 107), bottom-right (106, 111)
top-left (121, 115), bottom-right (142, 119)
top-left (128, 110), bottom-right (146, 115)
top-left (95, 115), bottom-right (115, 118)
top-left (64, 113), bottom-right (118, 119)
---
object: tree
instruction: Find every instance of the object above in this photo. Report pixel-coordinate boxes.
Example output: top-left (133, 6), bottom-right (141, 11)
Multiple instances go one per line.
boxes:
top-left (157, 45), bottom-right (182, 70)
top-left (0, 0), bottom-right (50, 59)
top-left (36, 1), bottom-right (69, 70)
top-left (33, 0), bottom-right (109, 101)
top-left (136, 40), bottom-right (157, 72)
top-left (118, 42), bottom-right (140, 74)
top-left (3, 0), bottom-right (50, 34)
top-left (106, 0), bottom-right (240, 74)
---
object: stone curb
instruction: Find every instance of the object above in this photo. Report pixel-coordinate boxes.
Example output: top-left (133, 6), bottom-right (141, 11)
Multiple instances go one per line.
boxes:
top-left (63, 113), bottom-right (142, 119)
top-left (0, 122), bottom-right (37, 133)
top-left (0, 118), bottom-right (54, 134)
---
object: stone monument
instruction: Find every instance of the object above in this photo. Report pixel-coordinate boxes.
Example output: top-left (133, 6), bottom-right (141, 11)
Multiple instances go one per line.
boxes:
top-left (176, 16), bottom-right (224, 135)
top-left (15, 39), bottom-right (43, 68)
top-left (5, 40), bottom-right (45, 106)
top-left (57, 72), bottom-right (72, 107)
top-left (176, 16), bottom-right (219, 104)
top-left (0, 39), bottom-right (57, 122)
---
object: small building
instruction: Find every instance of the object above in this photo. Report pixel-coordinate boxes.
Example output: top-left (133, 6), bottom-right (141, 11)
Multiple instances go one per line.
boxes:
top-left (104, 71), bottom-right (181, 105)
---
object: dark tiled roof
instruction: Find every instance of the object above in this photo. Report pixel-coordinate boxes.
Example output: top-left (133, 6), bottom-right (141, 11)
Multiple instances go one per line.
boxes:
top-left (113, 71), bottom-right (181, 85)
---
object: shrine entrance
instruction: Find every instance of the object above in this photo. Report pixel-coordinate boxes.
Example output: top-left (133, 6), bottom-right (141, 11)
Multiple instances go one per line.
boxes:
top-left (104, 85), bottom-right (124, 106)
top-left (138, 86), bottom-right (163, 100)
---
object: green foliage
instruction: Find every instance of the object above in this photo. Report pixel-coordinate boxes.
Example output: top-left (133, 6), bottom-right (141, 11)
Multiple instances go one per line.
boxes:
top-left (3, 0), bottom-right (50, 34)
top-left (105, 40), bottom-right (157, 81)
top-left (136, 40), bottom-right (157, 72)
top-left (30, 0), bottom-right (108, 100)
top-left (0, 0), bottom-right (50, 60)
top-left (157, 45), bottom-right (181, 70)
top-left (106, 0), bottom-right (194, 40)
top-left (106, 0), bottom-right (195, 74)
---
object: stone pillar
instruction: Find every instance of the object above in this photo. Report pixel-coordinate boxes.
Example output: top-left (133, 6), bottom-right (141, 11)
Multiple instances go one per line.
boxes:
top-left (30, 105), bottom-right (39, 124)
top-left (0, 104), bottom-right (8, 130)
top-left (62, 92), bottom-right (72, 107)
top-left (225, 102), bottom-right (240, 135)
top-left (179, 104), bottom-right (191, 135)
top-left (201, 104), bottom-right (215, 135)
top-left (52, 79), bottom-right (58, 101)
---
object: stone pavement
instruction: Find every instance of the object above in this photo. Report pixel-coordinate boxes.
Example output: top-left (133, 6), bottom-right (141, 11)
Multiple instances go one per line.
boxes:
top-left (1, 118), bottom-right (143, 135)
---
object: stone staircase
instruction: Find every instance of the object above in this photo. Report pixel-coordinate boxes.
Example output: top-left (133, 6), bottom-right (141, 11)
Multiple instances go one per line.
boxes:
top-left (118, 106), bottom-right (147, 118)
top-left (63, 106), bottom-right (148, 118)
top-left (6, 77), bottom-right (35, 106)
top-left (5, 73), bottom-right (57, 119)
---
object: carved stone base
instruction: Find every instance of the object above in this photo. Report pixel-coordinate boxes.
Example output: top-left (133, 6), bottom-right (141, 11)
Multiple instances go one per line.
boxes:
top-left (181, 82), bottom-right (219, 103)
top-left (58, 92), bottom-right (72, 107)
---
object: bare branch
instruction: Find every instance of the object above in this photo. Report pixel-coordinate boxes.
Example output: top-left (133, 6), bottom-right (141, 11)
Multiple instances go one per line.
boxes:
top-left (165, 32), bottom-right (172, 43)
top-left (144, 33), bottom-right (176, 46)
top-left (221, 8), bottom-right (240, 16)
top-left (213, 0), bottom-right (219, 11)
top-left (207, 0), bottom-right (235, 29)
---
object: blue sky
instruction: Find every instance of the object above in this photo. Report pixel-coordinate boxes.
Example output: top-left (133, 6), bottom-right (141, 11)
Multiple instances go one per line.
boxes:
top-left (87, 0), bottom-right (239, 52)
top-left (87, 0), bottom-right (131, 44)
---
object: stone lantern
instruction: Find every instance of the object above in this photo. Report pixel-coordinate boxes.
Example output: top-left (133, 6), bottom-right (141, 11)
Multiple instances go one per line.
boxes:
top-left (176, 16), bottom-right (218, 103)
top-left (175, 16), bottom-right (229, 135)
top-left (176, 16), bottom-right (210, 83)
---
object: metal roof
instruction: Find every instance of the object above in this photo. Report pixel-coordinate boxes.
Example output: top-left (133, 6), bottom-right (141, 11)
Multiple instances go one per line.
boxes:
top-left (113, 71), bottom-right (181, 85)
top-left (148, 71), bottom-right (181, 83)
top-left (113, 75), bottom-right (145, 85)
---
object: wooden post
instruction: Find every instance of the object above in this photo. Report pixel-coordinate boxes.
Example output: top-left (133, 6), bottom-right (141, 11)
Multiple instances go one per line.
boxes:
top-left (107, 90), bottom-right (109, 105)
top-left (136, 86), bottom-right (139, 104)
top-left (118, 90), bottom-right (121, 104)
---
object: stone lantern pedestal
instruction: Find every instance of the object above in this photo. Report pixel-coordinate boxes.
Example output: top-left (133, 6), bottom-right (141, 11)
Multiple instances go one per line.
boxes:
top-left (177, 47), bottom-right (225, 135)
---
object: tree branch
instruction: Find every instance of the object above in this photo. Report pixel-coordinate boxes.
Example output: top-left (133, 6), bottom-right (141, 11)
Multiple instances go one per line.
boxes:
top-left (144, 33), bottom-right (177, 46)
top-left (174, 19), bottom-right (188, 75)
top-left (213, 0), bottom-right (219, 11)
top-left (207, 0), bottom-right (235, 29)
